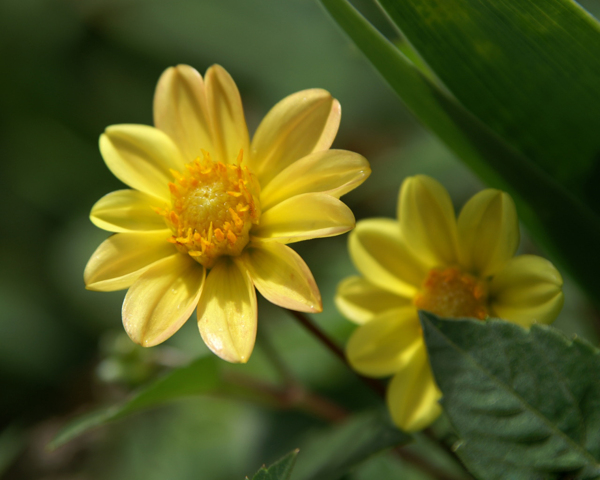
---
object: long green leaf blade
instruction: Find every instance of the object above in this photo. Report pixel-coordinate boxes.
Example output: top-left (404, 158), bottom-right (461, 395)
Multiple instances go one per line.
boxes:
top-left (378, 0), bottom-right (600, 200)
top-left (320, 0), bottom-right (600, 300)
top-left (50, 356), bottom-right (220, 449)
top-left (420, 311), bottom-right (600, 479)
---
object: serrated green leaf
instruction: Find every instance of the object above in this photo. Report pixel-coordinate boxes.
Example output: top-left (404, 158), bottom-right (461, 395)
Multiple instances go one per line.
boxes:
top-left (320, 0), bottom-right (600, 301)
top-left (419, 311), bottom-right (600, 480)
top-left (291, 411), bottom-right (411, 480)
top-left (49, 356), bottom-right (220, 450)
top-left (250, 450), bottom-right (299, 480)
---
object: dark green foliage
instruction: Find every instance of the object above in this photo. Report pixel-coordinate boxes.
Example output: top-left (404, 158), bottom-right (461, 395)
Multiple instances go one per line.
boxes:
top-left (50, 356), bottom-right (220, 449)
top-left (292, 411), bottom-right (411, 480)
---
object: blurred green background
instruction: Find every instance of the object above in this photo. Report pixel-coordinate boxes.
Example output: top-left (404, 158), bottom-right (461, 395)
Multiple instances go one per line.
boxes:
top-left (1, 0), bottom-right (599, 478)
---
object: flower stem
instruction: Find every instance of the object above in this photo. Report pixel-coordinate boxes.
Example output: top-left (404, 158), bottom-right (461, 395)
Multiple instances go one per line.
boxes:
top-left (286, 309), bottom-right (475, 479)
top-left (223, 371), bottom-right (349, 423)
top-left (285, 309), bottom-right (387, 398)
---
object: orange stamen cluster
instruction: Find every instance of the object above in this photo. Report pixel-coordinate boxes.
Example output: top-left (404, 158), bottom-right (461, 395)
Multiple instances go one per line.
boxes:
top-left (414, 267), bottom-right (488, 320)
top-left (157, 150), bottom-right (261, 268)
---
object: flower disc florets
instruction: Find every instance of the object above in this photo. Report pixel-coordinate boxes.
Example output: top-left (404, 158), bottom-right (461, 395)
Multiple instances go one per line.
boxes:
top-left (160, 150), bottom-right (261, 268)
top-left (413, 267), bottom-right (488, 320)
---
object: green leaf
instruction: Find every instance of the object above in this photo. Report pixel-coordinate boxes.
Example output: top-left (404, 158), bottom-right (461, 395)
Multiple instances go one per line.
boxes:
top-left (320, 0), bottom-right (600, 301)
top-left (292, 411), bottom-right (411, 480)
top-left (378, 0), bottom-right (600, 197)
top-left (49, 356), bottom-right (220, 450)
top-left (419, 311), bottom-right (600, 480)
top-left (250, 450), bottom-right (299, 480)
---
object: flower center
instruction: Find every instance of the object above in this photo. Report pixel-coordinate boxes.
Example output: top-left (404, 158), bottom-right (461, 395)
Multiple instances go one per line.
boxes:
top-left (159, 150), bottom-right (261, 269)
top-left (414, 267), bottom-right (488, 320)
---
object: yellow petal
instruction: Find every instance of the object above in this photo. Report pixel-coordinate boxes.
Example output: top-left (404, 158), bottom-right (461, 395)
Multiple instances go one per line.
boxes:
top-left (197, 258), bottom-right (257, 363)
top-left (241, 241), bottom-right (322, 313)
top-left (250, 89), bottom-right (341, 186)
top-left (153, 64), bottom-right (215, 162)
top-left (90, 189), bottom-right (168, 233)
top-left (84, 230), bottom-right (175, 291)
top-left (349, 218), bottom-right (430, 297)
top-left (253, 193), bottom-right (355, 244)
top-left (346, 308), bottom-right (422, 377)
top-left (100, 125), bottom-right (185, 202)
top-left (205, 65), bottom-right (250, 165)
top-left (123, 254), bottom-right (205, 347)
top-left (335, 276), bottom-right (411, 325)
top-left (489, 254), bottom-right (564, 326)
top-left (458, 189), bottom-right (519, 277)
top-left (260, 150), bottom-right (370, 211)
top-left (398, 175), bottom-right (458, 266)
top-left (387, 345), bottom-right (442, 432)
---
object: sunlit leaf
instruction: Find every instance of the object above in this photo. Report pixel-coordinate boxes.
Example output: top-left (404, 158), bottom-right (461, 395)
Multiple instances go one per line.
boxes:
top-left (292, 411), bottom-right (411, 480)
top-left (250, 450), bottom-right (299, 480)
top-left (50, 356), bottom-right (220, 449)
top-left (420, 311), bottom-right (600, 480)
top-left (320, 0), bottom-right (600, 301)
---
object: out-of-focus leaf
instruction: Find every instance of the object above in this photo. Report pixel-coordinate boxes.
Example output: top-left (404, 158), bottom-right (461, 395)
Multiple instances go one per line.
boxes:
top-left (0, 425), bottom-right (25, 476)
top-left (320, 0), bottom-right (600, 301)
top-left (250, 450), bottom-right (299, 480)
top-left (292, 411), bottom-right (411, 480)
top-left (420, 311), bottom-right (600, 480)
top-left (49, 356), bottom-right (220, 449)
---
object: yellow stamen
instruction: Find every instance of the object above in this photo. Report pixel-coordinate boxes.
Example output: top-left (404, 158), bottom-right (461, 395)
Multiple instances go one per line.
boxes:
top-left (158, 152), bottom-right (261, 268)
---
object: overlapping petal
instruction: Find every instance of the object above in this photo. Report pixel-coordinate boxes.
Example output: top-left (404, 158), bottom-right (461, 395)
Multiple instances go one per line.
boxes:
top-left (241, 241), bottom-right (321, 313)
top-left (398, 175), bottom-right (458, 266)
top-left (84, 231), bottom-right (175, 291)
top-left (458, 189), bottom-right (519, 277)
top-left (346, 308), bottom-right (422, 377)
top-left (335, 276), bottom-right (411, 325)
top-left (153, 64), bottom-right (214, 162)
top-left (205, 65), bottom-right (250, 165)
top-left (349, 218), bottom-right (430, 297)
top-left (197, 258), bottom-right (257, 363)
top-left (250, 89), bottom-right (341, 186)
top-left (253, 193), bottom-right (355, 244)
top-left (386, 345), bottom-right (442, 432)
top-left (122, 254), bottom-right (205, 347)
top-left (90, 190), bottom-right (167, 233)
top-left (99, 125), bottom-right (185, 201)
top-left (490, 255), bottom-right (564, 326)
top-left (259, 150), bottom-right (370, 211)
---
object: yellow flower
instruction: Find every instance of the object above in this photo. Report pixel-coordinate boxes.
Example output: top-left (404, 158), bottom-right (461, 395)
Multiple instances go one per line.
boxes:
top-left (335, 175), bottom-right (563, 431)
top-left (85, 64), bottom-right (370, 363)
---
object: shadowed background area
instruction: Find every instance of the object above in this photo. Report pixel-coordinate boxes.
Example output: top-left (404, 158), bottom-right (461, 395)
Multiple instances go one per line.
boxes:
top-left (1, 0), bottom-right (598, 479)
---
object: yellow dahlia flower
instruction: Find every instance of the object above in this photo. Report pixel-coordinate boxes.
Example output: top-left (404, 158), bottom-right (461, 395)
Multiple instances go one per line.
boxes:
top-left (85, 64), bottom-right (370, 363)
top-left (336, 175), bottom-right (563, 431)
